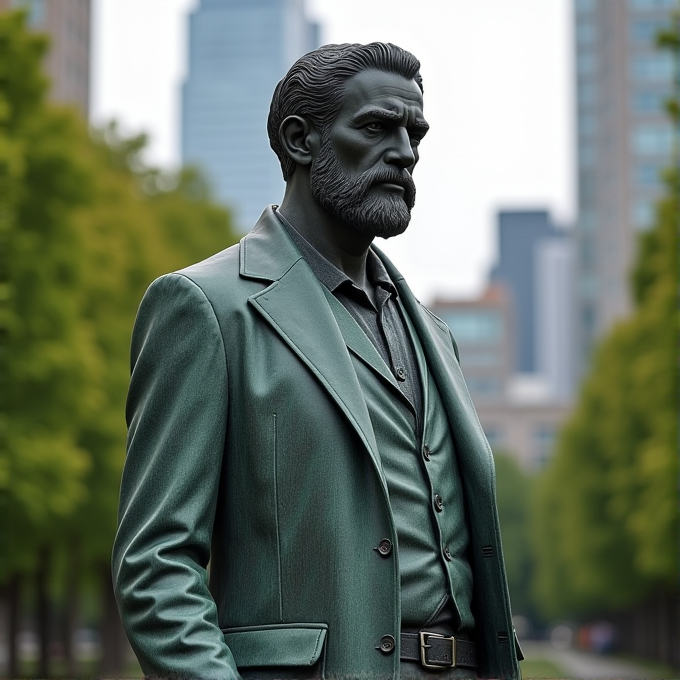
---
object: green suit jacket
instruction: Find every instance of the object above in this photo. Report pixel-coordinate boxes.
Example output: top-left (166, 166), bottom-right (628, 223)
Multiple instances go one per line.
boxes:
top-left (113, 206), bottom-right (522, 680)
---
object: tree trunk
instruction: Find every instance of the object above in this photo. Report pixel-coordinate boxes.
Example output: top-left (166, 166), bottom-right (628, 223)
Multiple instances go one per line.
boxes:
top-left (36, 545), bottom-right (51, 678)
top-left (100, 561), bottom-right (124, 676)
top-left (6, 574), bottom-right (21, 679)
top-left (64, 539), bottom-right (80, 677)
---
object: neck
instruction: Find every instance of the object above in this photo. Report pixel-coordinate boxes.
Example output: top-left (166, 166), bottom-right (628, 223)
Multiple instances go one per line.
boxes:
top-left (278, 173), bottom-right (374, 289)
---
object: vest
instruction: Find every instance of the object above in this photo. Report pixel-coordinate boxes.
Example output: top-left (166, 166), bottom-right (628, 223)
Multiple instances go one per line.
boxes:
top-left (323, 288), bottom-right (474, 634)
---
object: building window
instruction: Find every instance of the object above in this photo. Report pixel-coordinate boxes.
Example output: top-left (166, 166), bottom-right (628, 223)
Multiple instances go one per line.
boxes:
top-left (484, 427), bottom-right (503, 450)
top-left (578, 81), bottom-right (597, 107)
top-left (577, 53), bottom-right (598, 75)
top-left (634, 163), bottom-right (661, 187)
top-left (632, 90), bottom-right (667, 114)
top-left (578, 113), bottom-right (597, 136)
top-left (632, 126), bottom-right (675, 155)
top-left (575, 0), bottom-right (596, 12)
top-left (461, 351), bottom-right (501, 368)
top-left (630, 19), bottom-right (669, 43)
top-left (629, 0), bottom-right (677, 9)
top-left (578, 144), bottom-right (596, 167)
top-left (576, 23), bottom-right (597, 44)
top-left (532, 425), bottom-right (556, 468)
top-left (631, 54), bottom-right (675, 82)
top-left (439, 311), bottom-right (502, 345)
top-left (632, 200), bottom-right (655, 229)
top-left (465, 377), bottom-right (501, 399)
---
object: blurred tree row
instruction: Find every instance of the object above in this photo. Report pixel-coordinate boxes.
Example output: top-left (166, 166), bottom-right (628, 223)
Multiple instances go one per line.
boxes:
top-left (530, 18), bottom-right (679, 620)
top-left (0, 10), bottom-right (238, 676)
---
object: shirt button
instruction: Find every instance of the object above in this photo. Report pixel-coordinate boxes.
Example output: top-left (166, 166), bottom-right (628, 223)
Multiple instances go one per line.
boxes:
top-left (443, 546), bottom-right (453, 561)
top-left (376, 538), bottom-right (392, 557)
top-left (422, 445), bottom-right (431, 461)
top-left (434, 494), bottom-right (444, 512)
top-left (379, 634), bottom-right (396, 654)
top-left (395, 367), bottom-right (407, 381)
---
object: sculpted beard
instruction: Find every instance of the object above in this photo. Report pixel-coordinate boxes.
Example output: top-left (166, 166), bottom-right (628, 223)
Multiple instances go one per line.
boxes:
top-left (310, 137), bottom-right (416, 238)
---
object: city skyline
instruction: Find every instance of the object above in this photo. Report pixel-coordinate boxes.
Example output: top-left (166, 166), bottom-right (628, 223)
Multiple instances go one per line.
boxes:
top-left (91, 0), bottom-right (574, 301)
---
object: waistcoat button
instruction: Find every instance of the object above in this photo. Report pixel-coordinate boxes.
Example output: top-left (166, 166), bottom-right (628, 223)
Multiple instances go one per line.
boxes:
top-left (376, 538), bottom-right (392, 557)
top-left (379, 634), bottom-right (396, 654)
top-left (395, 367), bottom-right (407, 381)
top-left (434, 494), bottom-right (444, 512)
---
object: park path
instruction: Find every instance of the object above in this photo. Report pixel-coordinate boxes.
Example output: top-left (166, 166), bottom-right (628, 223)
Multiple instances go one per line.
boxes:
top-left (520, 640), bottom-right (671, 679)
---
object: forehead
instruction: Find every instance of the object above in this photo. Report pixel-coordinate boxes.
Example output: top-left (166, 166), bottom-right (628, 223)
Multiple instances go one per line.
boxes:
top-left (336, 68), bottom-right (425, 121)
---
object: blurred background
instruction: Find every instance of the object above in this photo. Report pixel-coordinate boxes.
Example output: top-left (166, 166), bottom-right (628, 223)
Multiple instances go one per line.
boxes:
top-left (0, 0), bottom-right (677, 677)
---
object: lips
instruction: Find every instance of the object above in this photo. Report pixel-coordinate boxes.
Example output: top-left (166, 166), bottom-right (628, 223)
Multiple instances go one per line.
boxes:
top-left (374, 181), bottom-right (406, 193)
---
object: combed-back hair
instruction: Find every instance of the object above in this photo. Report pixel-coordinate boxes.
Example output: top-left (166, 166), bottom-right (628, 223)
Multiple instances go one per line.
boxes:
top-left (267, 42), bottom-right (423, 180)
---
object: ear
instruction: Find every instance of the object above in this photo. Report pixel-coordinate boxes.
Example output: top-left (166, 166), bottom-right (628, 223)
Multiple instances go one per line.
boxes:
top-left (279, 115), bottom-right (320, 168)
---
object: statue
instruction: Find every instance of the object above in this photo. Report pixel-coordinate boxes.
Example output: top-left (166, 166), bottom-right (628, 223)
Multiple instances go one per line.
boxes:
top-left (112, 42), bottom-right (523, 680)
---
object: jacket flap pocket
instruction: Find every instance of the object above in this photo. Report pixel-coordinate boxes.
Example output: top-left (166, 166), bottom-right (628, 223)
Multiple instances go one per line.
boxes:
top-left (223, 623), bottom-right (328, 668)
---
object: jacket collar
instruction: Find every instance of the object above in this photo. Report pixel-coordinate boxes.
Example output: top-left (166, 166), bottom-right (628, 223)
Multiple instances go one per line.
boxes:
top-left (239, 206), bottom-right (303, 282)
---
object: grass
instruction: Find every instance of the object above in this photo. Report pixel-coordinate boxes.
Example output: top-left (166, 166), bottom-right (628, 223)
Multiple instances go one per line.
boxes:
top-left (521, 656), bottom-right (568, 678)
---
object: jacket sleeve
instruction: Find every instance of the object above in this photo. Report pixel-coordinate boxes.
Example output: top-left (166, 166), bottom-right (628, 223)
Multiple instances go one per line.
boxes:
top-left (112, 273), bottom-right (240, 679)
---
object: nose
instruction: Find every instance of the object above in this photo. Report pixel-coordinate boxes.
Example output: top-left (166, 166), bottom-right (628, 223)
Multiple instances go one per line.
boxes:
top-left (384, 128), bottom-right (416, 169)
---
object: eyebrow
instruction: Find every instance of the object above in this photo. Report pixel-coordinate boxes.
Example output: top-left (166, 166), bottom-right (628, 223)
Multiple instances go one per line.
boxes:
top-left (353, 107), bottom-right (430, 132)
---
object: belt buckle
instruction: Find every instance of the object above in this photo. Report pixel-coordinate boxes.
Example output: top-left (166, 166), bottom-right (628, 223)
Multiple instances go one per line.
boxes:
top-left (419, 631), bottom-right (456, 669)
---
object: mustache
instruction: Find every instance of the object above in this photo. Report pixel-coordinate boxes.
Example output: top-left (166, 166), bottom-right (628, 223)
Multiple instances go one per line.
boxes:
top-left (358, 167), bottom-right (416, 209)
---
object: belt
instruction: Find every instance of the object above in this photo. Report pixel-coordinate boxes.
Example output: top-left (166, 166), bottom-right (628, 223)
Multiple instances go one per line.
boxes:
top-left (400, 632), bottom-right (477, 670)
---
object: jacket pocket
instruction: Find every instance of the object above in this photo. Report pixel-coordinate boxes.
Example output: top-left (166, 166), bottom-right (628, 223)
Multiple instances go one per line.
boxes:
top-left (222, 622), bottom-right (327, 670)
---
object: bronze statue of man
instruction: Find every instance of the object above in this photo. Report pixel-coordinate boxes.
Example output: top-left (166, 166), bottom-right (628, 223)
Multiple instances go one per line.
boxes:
top-left (113, 42), bottom-right (523, 680)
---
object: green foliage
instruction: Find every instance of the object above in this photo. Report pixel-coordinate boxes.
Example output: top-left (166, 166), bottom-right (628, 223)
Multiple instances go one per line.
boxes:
top-left (1, 10), bottom-right (237, 581)
top-left (1, 10), bottom-right (102, 575)
top-left (493, 452), bottom-right (537, 619)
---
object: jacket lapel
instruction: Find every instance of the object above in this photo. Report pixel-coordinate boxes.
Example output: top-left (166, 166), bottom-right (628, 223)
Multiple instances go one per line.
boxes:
top-left (241, 208), bottom-right (386, 485)
top-left (320, 287), bottom-right (401, 392)
top-left (374, 246), bottom-right (495, 494)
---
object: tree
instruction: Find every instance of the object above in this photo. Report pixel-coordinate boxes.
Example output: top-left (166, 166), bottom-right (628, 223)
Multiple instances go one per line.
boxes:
top-left (1, 9), bottom-right (238, 675)
top-left (493, 453), bottom-right (537, 622)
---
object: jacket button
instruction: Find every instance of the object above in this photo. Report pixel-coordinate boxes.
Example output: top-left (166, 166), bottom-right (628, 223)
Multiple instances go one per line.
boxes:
top-left (443, 546), bottom-right (453, 561)
top-left (423, 445), bottom-right (431, 461)
top-left (379, 634), bottom-right (395, 654)
top-left (434, 494), bottom-right (444, 512)
top-left (376, 538), bottom-right (392, 557)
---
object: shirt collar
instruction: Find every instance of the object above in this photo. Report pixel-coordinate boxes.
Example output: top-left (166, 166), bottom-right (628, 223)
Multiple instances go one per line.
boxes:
top-left (275, 208), bottom-right (397, 299)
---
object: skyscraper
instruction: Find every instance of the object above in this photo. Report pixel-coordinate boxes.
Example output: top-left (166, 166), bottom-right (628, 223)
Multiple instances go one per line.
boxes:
top-left (573, 0), bottom-right (677, 366)
top-left (1, 0), bottom-right (91, 118)
top-left (490, 210), bottom-right (560, 375)
top-left (182, 0), bottom-right (320, 231)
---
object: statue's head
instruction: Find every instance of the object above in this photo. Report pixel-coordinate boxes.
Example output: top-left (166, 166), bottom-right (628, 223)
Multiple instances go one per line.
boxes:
top-left (268, 43), bottom-right (428, 238)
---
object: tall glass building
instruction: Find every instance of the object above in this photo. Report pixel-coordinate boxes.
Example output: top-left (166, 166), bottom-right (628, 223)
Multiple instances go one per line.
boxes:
top-left (573, 0), bottom-right (677, 366)
top-left (182, 0), bottom-right (320, 231)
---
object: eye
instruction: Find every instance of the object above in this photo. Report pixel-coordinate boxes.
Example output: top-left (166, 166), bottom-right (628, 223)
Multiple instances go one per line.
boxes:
top-left (364, 121), bottom-right (386, 133)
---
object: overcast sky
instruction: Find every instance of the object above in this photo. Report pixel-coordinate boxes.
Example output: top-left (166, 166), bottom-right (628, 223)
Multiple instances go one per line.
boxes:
top-left (91, 0), bottom-right (575, 302)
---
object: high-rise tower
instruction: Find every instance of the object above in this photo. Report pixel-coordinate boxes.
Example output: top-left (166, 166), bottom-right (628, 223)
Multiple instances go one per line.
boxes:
top-left (1, 0), bottom-right (91, 118)
top-left (573, 0), bottom-right (677, 366)
top-left (181, 0), bottom-right (320, 231)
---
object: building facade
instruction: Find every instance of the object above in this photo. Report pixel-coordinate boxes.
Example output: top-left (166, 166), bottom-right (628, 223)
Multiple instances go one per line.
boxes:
top-left (431, 284), bottom-right (515, 406)
top-left (573, 0), bottom-right (677, 366)
top-left (489, 210), bottom-right (560, 375)
top-left (181, 0), bottom-right (320, 231)
top-left (2, 0), bottom-right (91, 118)
top-left (431, 285), bottom-right (572, 470)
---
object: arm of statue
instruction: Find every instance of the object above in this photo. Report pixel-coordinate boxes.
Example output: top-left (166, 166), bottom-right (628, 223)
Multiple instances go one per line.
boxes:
top-left (112, 273), bottom-right (241, 679)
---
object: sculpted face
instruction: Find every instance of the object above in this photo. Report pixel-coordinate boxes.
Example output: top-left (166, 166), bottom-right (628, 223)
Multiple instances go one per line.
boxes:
top-left (310, 69), bottom-right (429, 238)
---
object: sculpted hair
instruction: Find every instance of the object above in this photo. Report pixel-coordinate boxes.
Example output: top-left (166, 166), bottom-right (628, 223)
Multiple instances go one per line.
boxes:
top-left (267, 42), bottom-right (423, 181)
